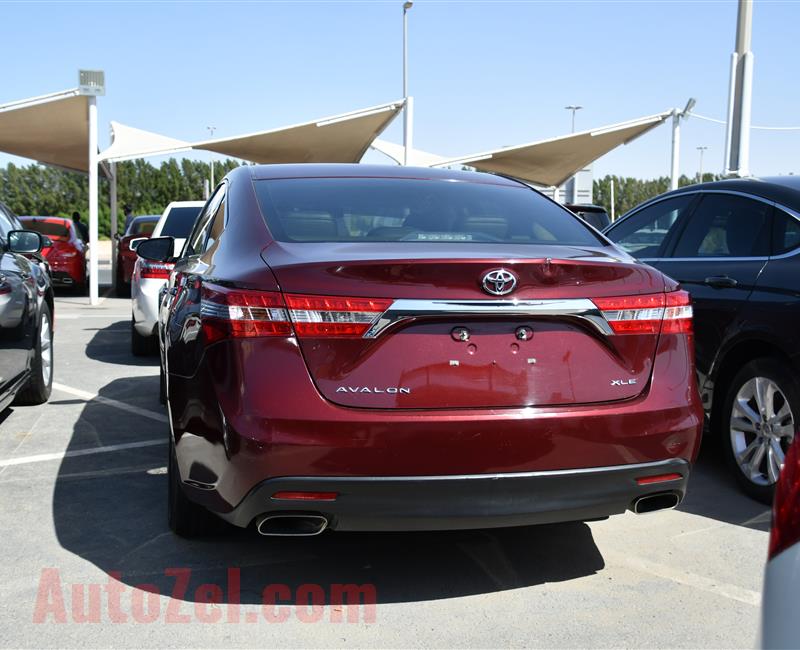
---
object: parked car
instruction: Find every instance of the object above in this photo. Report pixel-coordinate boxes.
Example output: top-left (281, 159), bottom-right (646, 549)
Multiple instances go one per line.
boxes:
top-left (565, 203), bottom-right (611, 230)
top-left (603, 177), bottom-right (800, 503)
top-left (20, 217), bottom-right (87, 293)
top-left (130, 201), bottom-right (203, 355)
top-left (761, 433), bottom-right (799, 649)
top-left (137, 164), bottom-right (703, 538)
top-left (114, 215), bottom-right (160, 297)
top-left (0, 201), bottom-right (55, 408)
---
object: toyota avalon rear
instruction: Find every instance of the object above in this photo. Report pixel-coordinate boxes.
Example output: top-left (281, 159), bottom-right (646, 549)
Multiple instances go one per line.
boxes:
top-left (137, 164), bottom-right (704, 538)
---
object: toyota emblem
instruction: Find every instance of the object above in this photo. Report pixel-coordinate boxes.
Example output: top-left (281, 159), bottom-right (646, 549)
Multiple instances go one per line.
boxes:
top-left (481, 269), bottom-right (517, 296)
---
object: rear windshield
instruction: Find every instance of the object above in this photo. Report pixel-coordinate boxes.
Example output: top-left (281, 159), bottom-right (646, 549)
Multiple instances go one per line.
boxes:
top-left (128, 218), bottom-right (158, 236)
top-left (254, 178), bottom-right (602, 246)
top-left (23, 220), bottom-right (70, 239)
top-left (160, 206), bottom-right (201, 238)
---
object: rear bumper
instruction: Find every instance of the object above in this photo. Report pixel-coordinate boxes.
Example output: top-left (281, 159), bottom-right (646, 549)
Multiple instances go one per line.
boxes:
top-left (214, 458), bottom-right (690, 530)
top-left (132, 277), bottom-right (165, 336)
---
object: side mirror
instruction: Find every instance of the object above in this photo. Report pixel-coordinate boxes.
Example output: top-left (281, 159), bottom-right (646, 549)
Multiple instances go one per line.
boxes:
top-left (7, 230), bottom-right (44, 254)
top-left (137, 236), bottom-right (174, 262)
top-left (129, 237), bottom-right (147, 252)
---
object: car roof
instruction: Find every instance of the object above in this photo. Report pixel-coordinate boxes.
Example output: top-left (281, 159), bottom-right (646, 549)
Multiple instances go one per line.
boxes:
top-left (131, 215), bottom-right (160, 222)
top-left (658, 176), bottom-right (800, 212)
top-left (20, 216), bottom-right (72, 226)
top-left (246, 163), bottom-right (523, 187)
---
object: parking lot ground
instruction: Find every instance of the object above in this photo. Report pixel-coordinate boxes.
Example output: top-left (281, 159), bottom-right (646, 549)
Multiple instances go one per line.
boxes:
top-left (0, 292), bottom-right (770, 648)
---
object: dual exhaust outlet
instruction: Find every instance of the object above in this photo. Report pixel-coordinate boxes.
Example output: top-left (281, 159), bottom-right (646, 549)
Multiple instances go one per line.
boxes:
top-left (256, 513), bottom-right (328, 537)
top-left (632, 492), bottom-right (680, 514)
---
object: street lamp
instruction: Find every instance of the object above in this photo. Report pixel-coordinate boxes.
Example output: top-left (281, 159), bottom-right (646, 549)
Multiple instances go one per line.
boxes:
top-left (564, 105), bottom-right (583, 133)
top-left (207, 126), bottom-right (216, 188)
top-left (697, 146), bottom-right (708, 184)
top-left (403, 1), bottom-right (413, 165)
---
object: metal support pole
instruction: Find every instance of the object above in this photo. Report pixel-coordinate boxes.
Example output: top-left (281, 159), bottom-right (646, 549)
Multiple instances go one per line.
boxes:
top-left (609, 178), bottom-right (616, 221)
top-left (723, 52), bottom-right (738, 175)
top-left (402, 1), bottom-right (412, 165)
top-left (404, 95), bottom-right (414, 166)
top-left (670, 110), bottom-right (681, 191)
top-left (88, 96), bottom-right (99, 305)
top-left (726, 0), bottom-right (754, 176)
top-left (109, 161), bottom-right (117, 283)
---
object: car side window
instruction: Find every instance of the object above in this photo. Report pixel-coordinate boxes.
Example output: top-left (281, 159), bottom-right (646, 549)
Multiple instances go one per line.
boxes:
top-left (185, 188), bottom-right (224, 257)
top-left (606, 195), bottom-right (694, 258)
top-left (671, 194), bottom-right (772, 258)
top-left (203, 193), bottom-right (226, 252)
top-left (771, 209), bottom-right (800, 255)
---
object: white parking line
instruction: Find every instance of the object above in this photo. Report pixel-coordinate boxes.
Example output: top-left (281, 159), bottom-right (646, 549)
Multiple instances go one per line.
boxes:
top-left (0, 440), bottom-right (165, 467)
top-left (606, 551), bottom-right (761, 606)
top-left (52, 382), bottom-right (168, 423)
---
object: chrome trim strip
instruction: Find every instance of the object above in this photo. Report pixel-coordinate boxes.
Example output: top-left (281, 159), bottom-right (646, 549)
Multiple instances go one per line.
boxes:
top-left (639, 257), bottom-right (769, 263)
top-left (363, 297), bottom-right (613, 338)
top-left (288, 458), bottom-right (689, 482)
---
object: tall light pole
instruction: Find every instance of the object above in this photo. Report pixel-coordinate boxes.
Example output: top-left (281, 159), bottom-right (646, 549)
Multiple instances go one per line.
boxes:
top-left (670, 97), bottom-right (696, 190)
top-left (402, 1), bottom-right (413, 165)
top-left (697, 146), bottom-right (708, 184)
top-left (564, 105), bottom-right (583, 133)
top-left (207, 126), bottom-right (216, 188)
top-left (724, 0), bottom-right (754, 176)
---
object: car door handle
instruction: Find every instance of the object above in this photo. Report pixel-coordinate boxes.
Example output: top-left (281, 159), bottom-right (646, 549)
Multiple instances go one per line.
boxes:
top-left (704, 275), bottom-right (738, 288)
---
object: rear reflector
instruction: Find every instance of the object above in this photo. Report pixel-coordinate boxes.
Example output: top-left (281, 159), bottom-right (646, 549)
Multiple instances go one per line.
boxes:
top-left (769, 437), bottom-right (800, 559)
top-left (636, 472), bottom-right (683, 485)
top-left (285, 293), bottom-right (392, 338)
top-left (139, 260), bottom-right (174, 280)
top-left (271, 491), bottom-right (338, 501)
top-left (593, 290), bottom-right (692, 335)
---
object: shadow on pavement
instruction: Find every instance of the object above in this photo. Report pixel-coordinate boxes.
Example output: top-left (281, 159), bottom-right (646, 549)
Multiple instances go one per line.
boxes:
top-left (677, 434), bottom-right (771, 532)
top-left (84, 320), bottom-right (159, 367)
top-left (53, 377), bottom-right (606, 605)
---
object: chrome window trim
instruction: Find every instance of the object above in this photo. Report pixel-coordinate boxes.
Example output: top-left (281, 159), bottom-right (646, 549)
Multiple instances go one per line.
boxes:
top-left (613, 188), bottom-right (800, 262)
top-left (363, 298), bottom-right (613, 339)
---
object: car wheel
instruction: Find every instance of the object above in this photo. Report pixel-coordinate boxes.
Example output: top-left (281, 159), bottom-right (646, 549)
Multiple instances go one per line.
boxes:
top-left (14, 303), bottom-right (53, 406)
top-left (131, 317), bottom-right (155, 356)
top-left (168, 435), bottom-right (216, 537)
top-left (720, 358), bottom-right (799, 503)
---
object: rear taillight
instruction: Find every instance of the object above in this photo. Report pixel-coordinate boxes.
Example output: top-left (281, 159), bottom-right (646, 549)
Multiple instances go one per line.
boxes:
top-left (769, 437), bottom-right (800, 559)
top-left (139, 260), bottom-right (174, 280)
top-left (593, 290), bottom-right (693, 335)
top-left (285, 294), bottom-right (392, 338)
top-left (199, 286), bottom-right (393, 342)
top-left (200, 284), bottom-right (292, 343)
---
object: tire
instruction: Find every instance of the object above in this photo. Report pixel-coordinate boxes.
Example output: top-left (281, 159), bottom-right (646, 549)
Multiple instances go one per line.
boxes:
top-left (168, 435), bottom-right (216, 537)
top-left (720, 358), bottom-right (800, 504)
top-left (14, 303), bottom-right (53, 406)
top-left (131, 318), bottom-right (155, 356)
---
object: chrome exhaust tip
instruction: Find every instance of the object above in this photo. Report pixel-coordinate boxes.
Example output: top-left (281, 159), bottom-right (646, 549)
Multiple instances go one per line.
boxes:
top-left (633, 492), bottom-right (680, 514)
top-left (256, 514), bottom-right (328, 537)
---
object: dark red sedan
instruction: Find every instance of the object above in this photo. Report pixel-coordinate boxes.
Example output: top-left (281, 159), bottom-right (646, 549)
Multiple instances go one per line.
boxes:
top-left (137, 164), bottom-right (704, 538)
top-left (20, 217), bottom-right (87, 292)
top-left (114, 215), bottom-right (159, 297)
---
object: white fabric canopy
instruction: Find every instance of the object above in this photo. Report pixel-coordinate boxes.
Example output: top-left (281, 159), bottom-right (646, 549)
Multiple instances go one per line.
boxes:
top-left (0, 90), bottom-right (91, 172)
top-left (370, 138), bottom-right (448, 167)
top-left (433, 111), bottom-right (673, 187)
top-left (99, 121), bottom-right (192, 163)
top-left (193, 100), bottom-right (404, 164)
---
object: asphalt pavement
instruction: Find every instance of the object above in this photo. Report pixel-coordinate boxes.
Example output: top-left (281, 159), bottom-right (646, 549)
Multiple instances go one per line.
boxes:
top-left (0, 287), bottom-right (770, 648)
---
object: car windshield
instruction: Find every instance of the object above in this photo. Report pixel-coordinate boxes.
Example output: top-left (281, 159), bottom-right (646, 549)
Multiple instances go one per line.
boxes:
top-left (254, 178), bottom-right (603, 246)
top-left (160, 206), bottom-right (202, 238)
top-left (22, 220), bottom-right (70, 239)
top-left (129, 219), bottom-right (158, 236)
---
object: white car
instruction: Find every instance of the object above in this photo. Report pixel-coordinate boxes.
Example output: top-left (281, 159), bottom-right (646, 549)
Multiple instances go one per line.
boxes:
top-left (131, 200), bottom-right (204, 355)
top-left (761, 435), bottom-right (799, 649)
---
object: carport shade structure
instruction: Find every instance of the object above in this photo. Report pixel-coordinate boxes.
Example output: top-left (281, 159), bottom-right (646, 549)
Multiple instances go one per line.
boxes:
top-left (432, 111), bottom-right (673, 187)
top-left (0, 87), bottom-right (107, 304)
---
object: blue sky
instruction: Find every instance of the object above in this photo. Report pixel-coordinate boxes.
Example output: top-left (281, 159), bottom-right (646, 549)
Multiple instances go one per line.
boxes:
top-left (1, 0), bottom-right (798, 179)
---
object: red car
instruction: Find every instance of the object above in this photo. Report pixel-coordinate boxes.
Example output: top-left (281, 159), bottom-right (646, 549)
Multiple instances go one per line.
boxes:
top-left (20, 217), bottom-right (87, 292)
top-left (136, 164), bottom-right (704, 538)
top-left (114, 214), bottom-right (160, 297)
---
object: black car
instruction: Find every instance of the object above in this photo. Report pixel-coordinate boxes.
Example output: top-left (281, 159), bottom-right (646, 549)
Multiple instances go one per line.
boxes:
top-left (565, 204), bottom-right (611, 230)
top-left (604, 177), bottom-right (800, 502)
top-left (0, 201), bottom-right (55, 409)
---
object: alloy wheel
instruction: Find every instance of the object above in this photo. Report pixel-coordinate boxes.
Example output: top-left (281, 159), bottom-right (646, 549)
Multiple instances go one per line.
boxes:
top-left (730, 376), bottom-right (795, 486)
top-left (40, 312), bottom-right (52, 386)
